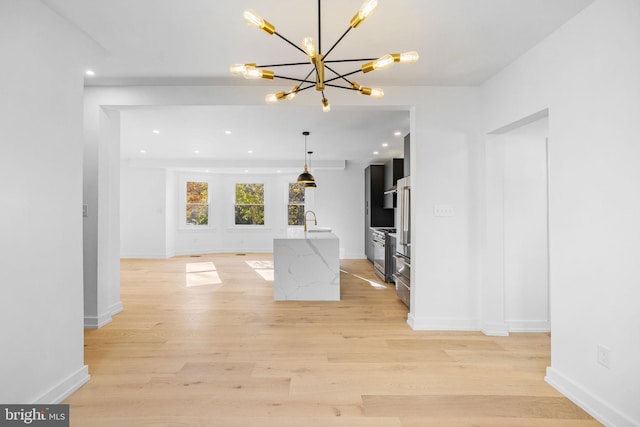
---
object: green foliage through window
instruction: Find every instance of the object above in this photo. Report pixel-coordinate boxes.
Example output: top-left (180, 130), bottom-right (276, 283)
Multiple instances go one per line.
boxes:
top-left (288, 183), bottom-right (305, 226)
top-left (186, 181), bottom-right (208, 225)
top-left (235, 183), bottom-right (265, 225)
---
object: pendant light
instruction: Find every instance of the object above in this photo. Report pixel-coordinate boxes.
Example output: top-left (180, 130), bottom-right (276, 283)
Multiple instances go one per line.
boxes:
top-left (304, 151), bottom-right (317, 188)
top-left (297, 131), bottom-right (316, 186)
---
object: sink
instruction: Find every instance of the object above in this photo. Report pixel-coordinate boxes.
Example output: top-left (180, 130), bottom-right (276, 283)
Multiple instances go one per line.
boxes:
top-left (307, 227), bottom-right (332, 232)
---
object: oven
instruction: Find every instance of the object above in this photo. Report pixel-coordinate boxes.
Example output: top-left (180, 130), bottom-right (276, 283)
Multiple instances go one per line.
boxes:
top-left (372, 228), bottom-right (386, 281)
top-left (372, 227), bottom-right (396, 282)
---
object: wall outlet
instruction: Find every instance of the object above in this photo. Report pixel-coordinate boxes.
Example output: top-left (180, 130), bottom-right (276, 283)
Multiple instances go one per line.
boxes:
top-left (82, 204), bottom-right (88, 218)
top-left (434, 204), bottom-right (454, 217)
top-left (597, 344), bottom-right (611, 369)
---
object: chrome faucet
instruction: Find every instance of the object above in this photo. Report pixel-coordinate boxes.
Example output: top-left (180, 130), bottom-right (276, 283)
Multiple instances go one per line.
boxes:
top-left (304, 210), bottom-right (317, 232)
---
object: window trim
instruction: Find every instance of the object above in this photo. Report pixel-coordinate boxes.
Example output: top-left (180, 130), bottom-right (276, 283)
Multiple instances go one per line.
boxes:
top-left (287, 182), bottom-right (305, 227)
top-left (233, 182), bottom-right (266, 227)
top-left (180, 178), bottom-right (214, 230)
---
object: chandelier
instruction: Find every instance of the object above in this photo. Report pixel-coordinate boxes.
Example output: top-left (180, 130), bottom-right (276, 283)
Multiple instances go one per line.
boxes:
top-left (230, 0), bottom-right (419, 112)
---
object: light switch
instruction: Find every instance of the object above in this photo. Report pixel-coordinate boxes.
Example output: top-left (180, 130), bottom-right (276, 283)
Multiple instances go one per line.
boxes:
top-left (82, 204), bottom-right (88, 218)
top-left (434, 204), bottom-right (454, 217)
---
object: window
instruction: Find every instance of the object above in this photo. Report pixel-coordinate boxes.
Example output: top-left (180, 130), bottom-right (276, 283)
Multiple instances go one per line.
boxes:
top-left (186, 181), bottom-right (208, 225)
top-left (235, 183), bottom-right (264, 225)
top-left (288, 182), bottom-right (305, 226)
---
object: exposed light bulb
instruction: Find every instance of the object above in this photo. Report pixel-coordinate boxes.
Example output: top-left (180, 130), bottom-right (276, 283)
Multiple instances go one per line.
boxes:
top-left (373, 54), bottom-right (395, 70)
top-left (322, 98), bottom-right (331, 113)
top-left (359, 0), bottom-right (379, 19)
top-left (369, 88), bottom-right (384, 98)
top-left (399, 51), bottom-right (419, 64)
top-left (230, 63), bottom-right (250, 75)
top-left (243, 9), bottom-right (275, 35)
top-left (302, 37), bottom-right (317, 58)
top-left (350, 0), bottom-right (378, 28)
top-left (242, 65), bottom-right (274, 80)
top-left (265, 92), bottom-right (286, 104)
top-left (286, 85), bottom-right (300, 100)
top-left (362, 54), bottom-right (395, 73)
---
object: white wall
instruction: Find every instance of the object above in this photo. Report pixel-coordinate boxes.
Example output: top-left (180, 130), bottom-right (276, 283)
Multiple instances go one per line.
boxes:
top-left (0, 0), bottom-right (97, 403)
top-left (84, 85), bottom-right (481, 337)
top-left (408, 89), bottom-right (483, 330)
top-left (120, 165), bottom-right (168, 258)
top-left (119, 161), bottom-right (365, 259)
top-left (481, 0), bottom-right (640, 425)
top-left (503, 117), bottom-right (549, 332)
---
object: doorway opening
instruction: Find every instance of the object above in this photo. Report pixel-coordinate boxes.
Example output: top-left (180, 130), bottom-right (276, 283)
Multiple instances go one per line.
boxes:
top-left (483, 110), bottom-right (550, 335)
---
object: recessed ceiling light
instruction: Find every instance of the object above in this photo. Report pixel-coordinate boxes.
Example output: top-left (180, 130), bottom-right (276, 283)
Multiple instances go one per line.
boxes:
top-left (152, 129), bottom-right (160, 134)
top-left (193, 150), bottom-right (200, 154)
top-left (225, 130), bottom-right (232, 135)
top-left (248, 150), bottom-right (253, 154)
top-left (394, 131), bottom-right (402, 136)
top-left (85, 69), bottom-right (95, 76)
top-left (373, 151), bottom-right (379, 155)
top-left (139, 150), bottom-right (146, 154)
top-left (382, 143), bottom-right (388, 147)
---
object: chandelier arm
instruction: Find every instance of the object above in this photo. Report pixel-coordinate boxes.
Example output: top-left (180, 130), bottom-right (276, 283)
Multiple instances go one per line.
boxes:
top-left (317, 0), bottom-right (322, 55)
top-left (273, 74), bottom-right (316, 85)
top-left (324, 64), bottom-right (354, 86)
top-left (323, 69), bottom-right (362, 84)
top-left (274, 32), bottom-right (308, 55)
top-left (295, 84), bottom-right (318, 93)
top-left (322, 27), bottom-right (353, 61)
top-left (256, 61), bottom-right (314, 68)
top-left (324, 58), bottom-right (378, 63)
top-left (303, 68), bottom-right (315, 81)
top-left (324, 83), bottom-right (360, 91)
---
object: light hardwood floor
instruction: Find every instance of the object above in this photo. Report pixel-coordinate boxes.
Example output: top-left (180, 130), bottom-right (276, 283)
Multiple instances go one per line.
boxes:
top-left (64, 253), bottom-right (600, 426)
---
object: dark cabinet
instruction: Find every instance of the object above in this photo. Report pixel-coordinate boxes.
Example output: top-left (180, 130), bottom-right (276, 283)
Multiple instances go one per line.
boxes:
top-left (365, 165), bottom-right (394, 262)
top-left (383, 158), bottom-right (404, 208)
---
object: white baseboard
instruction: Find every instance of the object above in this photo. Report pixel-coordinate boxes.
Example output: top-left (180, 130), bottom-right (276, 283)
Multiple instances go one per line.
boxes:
top-left (341, 252), bottom-right (367, 260)
top-left (545, 366), bottom-right (638, 427)
top-left (507, 319), bottom-right (550, 333)
top-left (123, 250), bottom-right (368, 259)
top-left (120, 252), bottom-right (170, 259)
top-left (173, 248), bottom-right (272, 257)
top-left (109, 301), bottom-right (123, 316)
top-left (84, 312), bottom-right (112, 329)
top-left (407, 314), bottom-right (480, 331)
top-left (33, 365), bottom-right (90, 404)
top-left (481, 321), bottom-right (510, 336)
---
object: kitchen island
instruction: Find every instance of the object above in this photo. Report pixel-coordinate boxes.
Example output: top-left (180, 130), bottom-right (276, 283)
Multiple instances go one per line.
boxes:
top-left (273, 229), bottom-right (340, 301)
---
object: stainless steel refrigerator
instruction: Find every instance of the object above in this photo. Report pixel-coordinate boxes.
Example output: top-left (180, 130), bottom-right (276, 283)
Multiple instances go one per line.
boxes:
top-left (394, 176), bottom-right (411, 307)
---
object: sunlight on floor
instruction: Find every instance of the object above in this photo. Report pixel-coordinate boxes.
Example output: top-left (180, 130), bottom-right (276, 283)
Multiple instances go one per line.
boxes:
top-left (185, 261), bottom-right (222, 287)
top-left (340, 269), bottom-right (387, 289)
top-left (246, 260), bottom-right (274, 281)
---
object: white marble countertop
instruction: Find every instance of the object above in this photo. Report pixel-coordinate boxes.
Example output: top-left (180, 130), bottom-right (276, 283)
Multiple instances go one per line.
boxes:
top-left (277, 228), bottom-right (338, 240)
top-left (273, 229), bottom-right (340, 301)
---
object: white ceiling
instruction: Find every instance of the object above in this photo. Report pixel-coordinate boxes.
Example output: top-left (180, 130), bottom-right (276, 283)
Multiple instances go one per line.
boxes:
top-left (42, 0), bottom-right (595, 167)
